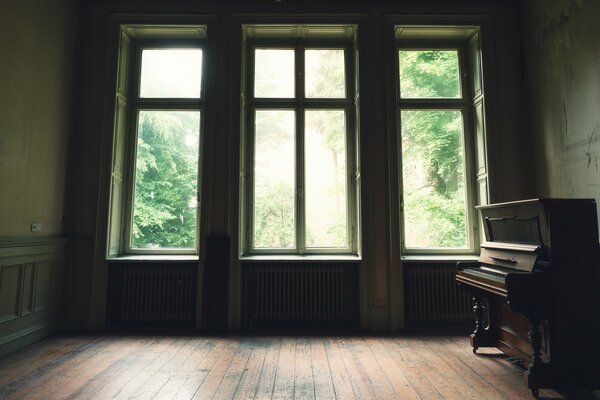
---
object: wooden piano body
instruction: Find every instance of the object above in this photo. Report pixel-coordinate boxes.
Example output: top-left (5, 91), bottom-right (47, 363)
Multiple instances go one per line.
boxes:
top-left (456, 198), bottom-right (600, 396)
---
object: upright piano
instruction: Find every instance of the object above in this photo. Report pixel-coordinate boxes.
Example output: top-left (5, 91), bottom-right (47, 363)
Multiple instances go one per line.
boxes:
top-left (456, 198), bottom-right (600, 397)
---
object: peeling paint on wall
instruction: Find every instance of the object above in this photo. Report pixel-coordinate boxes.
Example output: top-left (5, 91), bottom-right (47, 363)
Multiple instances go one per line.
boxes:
top-left (584, 123), bottom-right (600, 173)
top-left (528, 2), bottom-right (570, 46)
top-left (522, 0), bottom-right (600, 226)
top-left (562, 99), bottom-right (568, 137)
top-left (522, 0), bottom-right (586, 77)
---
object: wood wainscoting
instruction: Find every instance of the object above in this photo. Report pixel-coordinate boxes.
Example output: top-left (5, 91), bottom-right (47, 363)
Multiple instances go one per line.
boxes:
top-left (0, 238), bottom-right (67, 356)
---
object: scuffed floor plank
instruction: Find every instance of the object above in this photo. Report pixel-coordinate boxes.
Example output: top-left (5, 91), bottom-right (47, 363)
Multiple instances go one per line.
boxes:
top-left (0, 333), bottom-right (597, 400)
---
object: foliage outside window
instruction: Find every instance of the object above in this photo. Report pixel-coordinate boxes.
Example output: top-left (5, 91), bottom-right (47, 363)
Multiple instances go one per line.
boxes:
top-left (398, 47), bottom-right (473, 251)
top-left (131, 109), bottom-right (200, 249)
top-left (242, 27), bottom-right (358, 255)
top-left (106, 30), bottom-right (206, 257)
top-left (129, 47), bottom-right (203, 252)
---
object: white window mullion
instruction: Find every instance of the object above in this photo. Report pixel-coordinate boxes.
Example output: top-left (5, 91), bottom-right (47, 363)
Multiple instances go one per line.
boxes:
top-left (297, 106), bottom-right (306, 254)
top-left (297, 46), bottom-right (306, 254)
top-left (244, 26), bottom-right (358, 256)
top-left (397, 43), bottom-right (474, 254)
top-left (108, 26), bottom-right (207, 257)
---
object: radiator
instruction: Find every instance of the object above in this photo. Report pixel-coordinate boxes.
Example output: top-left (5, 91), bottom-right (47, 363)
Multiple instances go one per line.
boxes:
top-left (404, 263), bottom-right (472, 326)
top-left (242, 263), bottom-right (358, 327)
top-left (110, 264), bottom-right (197, 325)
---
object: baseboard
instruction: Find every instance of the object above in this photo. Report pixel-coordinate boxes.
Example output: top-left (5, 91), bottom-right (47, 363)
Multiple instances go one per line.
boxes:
top-left (0, 323), bottom-right (55, 357)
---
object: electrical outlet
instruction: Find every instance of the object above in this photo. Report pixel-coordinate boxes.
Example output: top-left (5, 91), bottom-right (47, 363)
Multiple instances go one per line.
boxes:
top-left (31, 222), bottom-right (43, 232)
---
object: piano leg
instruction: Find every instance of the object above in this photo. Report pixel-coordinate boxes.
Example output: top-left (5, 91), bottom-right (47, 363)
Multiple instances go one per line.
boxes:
top-left (470, 295), bottom-right (496, 352)
top-left (472, 295), bottom-right (485, 353)
top-left (528, 316), bottom-right (543, 371)
top-left (473, 295), bottom-right (486, 336)
top-left (524, 315), bottom-right (552, 397)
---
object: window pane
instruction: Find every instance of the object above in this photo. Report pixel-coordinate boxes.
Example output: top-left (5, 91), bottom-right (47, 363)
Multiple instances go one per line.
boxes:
top-left (305, 49), bottom-right (346, 98)
top-left (140, 49), bottom-right (203, 98)
top-left (131, 111), bottom-right (200, 249)
top-left (254, 110), bottom-right (296, 249)
top-left (401, 110), bottom-right (468, 249)
top-left (254, 49), bottom-right (295, 98)
top-left (305, 110), bottom-right (348, 248)
top-left (399, 50), bottom-right (461, 99)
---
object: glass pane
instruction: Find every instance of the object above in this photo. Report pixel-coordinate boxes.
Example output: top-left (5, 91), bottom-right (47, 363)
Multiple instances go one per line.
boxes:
top-left (305, 110), bottom-right (347, 248)
top-left (254, 110), bottom-right (296, 249)
top-left (254, 49), bottom-right (295, 98)
top-left (400, 110), bottom-right (468, 249)
top-left (305, 49), bottom-right (346, 98)
top-left (140, 49), bottom-right (203, 98)
top-left (399, 50), bottom-right (461, 99)
top-left (131, 111), bottom-right (200, 249)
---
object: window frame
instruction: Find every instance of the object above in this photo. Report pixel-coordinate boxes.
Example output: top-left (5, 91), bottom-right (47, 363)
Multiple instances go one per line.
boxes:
top-left (395, 38), bottom-right (478, 255)
top-left (108, 26), bottom-right (208, 258)
top-left (241, 28), bottom-right (360, 256)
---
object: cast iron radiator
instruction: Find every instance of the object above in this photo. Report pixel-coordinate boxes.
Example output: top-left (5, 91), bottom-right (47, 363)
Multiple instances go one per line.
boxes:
top-left (404, 262), bottom-right (472, 326)
top-left (108, 263), bottom-right (197, 326)
top-left (242, 263), bottom-right (359, 328)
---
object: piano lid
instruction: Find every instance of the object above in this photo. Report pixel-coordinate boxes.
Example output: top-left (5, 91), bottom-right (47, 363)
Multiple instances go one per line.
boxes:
top-left (477, 200), bottom-right (546, 250)
top-left (476, 198), bottom-right (597, 255)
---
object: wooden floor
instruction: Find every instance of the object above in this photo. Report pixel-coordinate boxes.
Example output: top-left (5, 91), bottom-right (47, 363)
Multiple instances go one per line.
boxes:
top-left (0, 333), bottom-right (598, 399)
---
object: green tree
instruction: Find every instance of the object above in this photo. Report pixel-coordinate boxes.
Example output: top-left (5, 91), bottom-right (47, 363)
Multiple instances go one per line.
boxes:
top-left (254, 183), bottom-right (296, 248)
top-left (252, 49), bottom-right (349, 249)
top-left (399, 50), bottom-right (467, 248)
top-left (132, 111), bottom-right (200, 249)
top-left (304, 50), bottom-right (348, 247)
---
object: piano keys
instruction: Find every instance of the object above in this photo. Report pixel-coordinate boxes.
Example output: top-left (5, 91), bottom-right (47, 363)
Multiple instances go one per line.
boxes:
top-left (456, 198), bottom-right (600, 397)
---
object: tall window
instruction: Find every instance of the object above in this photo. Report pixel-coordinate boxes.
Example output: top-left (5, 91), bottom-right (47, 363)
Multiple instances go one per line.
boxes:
top-left (241, 25), bottom-right (359, 255)
top-left (397, 38), bottom-right (476, 253)
top-left (107, 26), bottom-right (206, 256)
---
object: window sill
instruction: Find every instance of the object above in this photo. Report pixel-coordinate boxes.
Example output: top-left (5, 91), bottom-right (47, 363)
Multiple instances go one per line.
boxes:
top-left (240, 254), bottom-right (361, 262)
top-left (107, 255), bottom-right (199, 262)
top-left (401, 254), bottom-right (479, 263)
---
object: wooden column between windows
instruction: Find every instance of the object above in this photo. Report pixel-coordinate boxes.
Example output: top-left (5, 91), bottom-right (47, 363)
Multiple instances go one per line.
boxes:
top-left (201, 235), bottom-right (230, 332)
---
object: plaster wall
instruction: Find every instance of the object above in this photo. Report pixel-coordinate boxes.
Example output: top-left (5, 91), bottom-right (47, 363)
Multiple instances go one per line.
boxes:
top-left (0, 0), bottom-right (77, 238)
top-left (522, 0), bottom-right (600, 225)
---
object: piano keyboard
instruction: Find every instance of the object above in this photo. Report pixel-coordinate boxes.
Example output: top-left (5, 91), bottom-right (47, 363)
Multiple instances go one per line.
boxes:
top-left (463, 267), bottom-right (506, 282)
top-left (455, 266), bottom-right (508, 296)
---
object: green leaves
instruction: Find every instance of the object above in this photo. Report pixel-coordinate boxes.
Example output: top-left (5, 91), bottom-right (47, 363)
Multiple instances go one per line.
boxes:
top-left (399, 50), bottom-right (461, 99)
top-left (131, 111), bottom-right (200, 249)
top-left (254, 183), bottom-right (296, 249)
top-left (399, 49), bottom-right (468, 249)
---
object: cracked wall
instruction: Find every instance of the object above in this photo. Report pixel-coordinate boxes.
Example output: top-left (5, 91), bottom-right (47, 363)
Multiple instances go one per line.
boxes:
top-left (521, 0), bottom-right (600, 224)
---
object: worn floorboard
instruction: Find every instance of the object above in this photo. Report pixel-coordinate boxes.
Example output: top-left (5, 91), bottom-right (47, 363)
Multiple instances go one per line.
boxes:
top-left (0, 333), bottom-right (598, 399)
